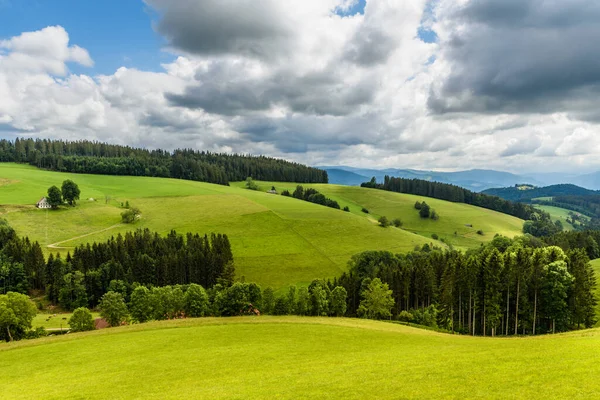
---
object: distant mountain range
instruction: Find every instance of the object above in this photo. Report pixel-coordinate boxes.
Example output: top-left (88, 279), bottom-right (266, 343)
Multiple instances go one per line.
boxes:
top-left (320, 166), bottom-right (600, 192)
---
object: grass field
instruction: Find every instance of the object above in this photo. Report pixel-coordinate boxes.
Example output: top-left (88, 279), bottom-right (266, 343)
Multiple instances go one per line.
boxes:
top-left (31, 312), bottom-right (101, 330)
top-left (0, 163), bottom-right (438, 289)
top-left (1, 316), bottom-right (599, 399)
top-left (534, 205), bottom-right (588, 231)
top-left (233, 181), bottom-right (525, 250)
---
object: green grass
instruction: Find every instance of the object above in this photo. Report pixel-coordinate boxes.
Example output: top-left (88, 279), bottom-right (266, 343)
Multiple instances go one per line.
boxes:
top-left (31, 312), bottom-right (101, 330)
top-left (1, 317), bottom-right (600, 399)
top-left (0, 163), bottom-right (436, 289)
top-left (234, 181), bottom-right (525, 250)
top-left (534, 205), bottom-right (589, 231)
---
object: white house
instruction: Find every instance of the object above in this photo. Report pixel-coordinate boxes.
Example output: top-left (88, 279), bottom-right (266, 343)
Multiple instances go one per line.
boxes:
top-left (36, 197), bottom-right (51, 209)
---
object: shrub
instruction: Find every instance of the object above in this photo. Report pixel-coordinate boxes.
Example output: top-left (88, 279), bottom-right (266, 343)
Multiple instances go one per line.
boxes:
top-left (430, 209), bottom-right (439, 220)
top-left (245, 177), bottom-right (259, 190)
top-left (343, 206), bottom-right (350, 212)
top-left (414, 201), bottom-right (422, 210)
top-left (392, 218), bottom-right (403, 227)
top-left (378, 216), bottom-right (390, 227)
top-left (24, 326), bottom-right (48, 339)
top-left (477, 230), bottom-right (484, 236)
top-left (68, 307), bottom-right (95, 332)
top-left (431, 233), bottom-right (439, 240)
top-left (398, 310), bottom-right (413, 322)
top-left (121, 207), bottom-right (141, 223)
top-left (361, 207), bottom-right (369, 214)
top-left (419, 202), bottom-right (430, 218)
top-left (281, 190), bottom-right (291, 197)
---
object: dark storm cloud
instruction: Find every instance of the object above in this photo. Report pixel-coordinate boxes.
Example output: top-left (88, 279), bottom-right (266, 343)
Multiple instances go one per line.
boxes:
top-left (166, 66), bottom-right (376, 117)
top-left (145, 0), bottom-right (291, 59)
top-left (430, 0), bottom-right (600, 117)
top-left (234, 114), bottom-right (380, 153)
top-left (166, 82), bottom-right (271, 116)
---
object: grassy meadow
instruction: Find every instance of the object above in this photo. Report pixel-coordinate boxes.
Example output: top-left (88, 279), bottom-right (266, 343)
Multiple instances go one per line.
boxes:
top-left (0, 163), bottom-right (438, 289)
top-left (534, 204), bottom-right (589, 231)
top-left (1, 317), bottom-right (600, 399)
top-left (232, 181), bottom-right (525, 250)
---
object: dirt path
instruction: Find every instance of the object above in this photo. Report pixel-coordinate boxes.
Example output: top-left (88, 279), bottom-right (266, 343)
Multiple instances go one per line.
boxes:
top-left (47, 223), bottom-right (124, 249)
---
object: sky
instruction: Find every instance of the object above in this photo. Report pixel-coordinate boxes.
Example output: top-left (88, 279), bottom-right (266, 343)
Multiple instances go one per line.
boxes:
top-left (1, 0), bottom-right (600, 173)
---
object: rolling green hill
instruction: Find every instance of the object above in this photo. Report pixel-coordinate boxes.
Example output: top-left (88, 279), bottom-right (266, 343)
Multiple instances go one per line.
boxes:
top-left (0, 163), bottom-right (437, 289)
top-left (0, 164), bottom-right (525, 288)
top-left (534, 205), bottom-right (589, 231)
top-left (1, 317), bottom-right (599, 399)
top-left (233, 181), bottom-right (525, 250)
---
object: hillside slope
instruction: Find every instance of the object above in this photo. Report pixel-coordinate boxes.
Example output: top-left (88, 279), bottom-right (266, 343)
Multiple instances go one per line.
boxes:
top-left (234, 181), bottom-right (525, 249)
top-left (1, 317), bottom-right (599, 399)
top-left (0, 163), bottom-right (434, 289)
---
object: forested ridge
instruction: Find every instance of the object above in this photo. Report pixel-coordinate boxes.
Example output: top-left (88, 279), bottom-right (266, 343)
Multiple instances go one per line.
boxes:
top-left (482, 184), bottom-right (597, 202)
top-left (361, 176), bottom-right (546, 221)
top-left (0, 138), bottom-right (328, 185)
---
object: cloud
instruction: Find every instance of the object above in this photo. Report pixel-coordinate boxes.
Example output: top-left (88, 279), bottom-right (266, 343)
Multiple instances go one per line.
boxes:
top-left (429, 0), bottom-right (600, 118)
top-left (7, 2), bottom-right (600, 175)
top-left (500, 135), bottom-right (542, 157)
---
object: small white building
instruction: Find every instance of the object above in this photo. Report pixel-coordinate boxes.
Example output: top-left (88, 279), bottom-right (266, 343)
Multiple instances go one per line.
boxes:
top-left (36, 197), bottom-right (51, 209)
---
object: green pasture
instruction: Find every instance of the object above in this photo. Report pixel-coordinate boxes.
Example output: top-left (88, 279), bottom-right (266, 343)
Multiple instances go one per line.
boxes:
top-left (32, 312), bottom-right (101, 330)
top-left (534, 205), bottom-right (588, 231)
top-left (1, 317), bottom-right (600, 399)
top-left (233, 181), bottom-right (525, 250)
top-left (0, 163), bottom-right (435, 289)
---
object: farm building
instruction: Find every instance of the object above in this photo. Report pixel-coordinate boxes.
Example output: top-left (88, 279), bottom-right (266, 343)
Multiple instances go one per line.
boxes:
top-left (36, 197), bottom-right (51, 209)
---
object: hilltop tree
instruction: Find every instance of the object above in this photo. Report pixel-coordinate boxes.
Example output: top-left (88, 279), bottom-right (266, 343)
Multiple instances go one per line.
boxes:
top-left (46, 186), bottom-right (62, 208)
top-left (61, 180), bottom-right (80, 206)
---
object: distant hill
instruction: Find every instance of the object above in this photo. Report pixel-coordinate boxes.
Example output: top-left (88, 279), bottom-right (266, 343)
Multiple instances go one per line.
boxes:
top-left (482, 184), bottom-right (598, 202)
top-left (319, 166), bottom-right (543, 191)
top-left (321, 168), bottom-right (369, 186)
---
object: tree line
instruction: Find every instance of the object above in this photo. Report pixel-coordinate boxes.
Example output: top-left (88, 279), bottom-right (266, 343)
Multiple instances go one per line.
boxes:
top-left (0, 138), bottom-right (328, 185)
top-left (361, 176), bottom-right (545, 221)
top-left (334, 235), bottom-right (597, 335)
top-left (282, 185), bottom-right (341, 210)
top-left (0, 221), bottom-right (234, 310)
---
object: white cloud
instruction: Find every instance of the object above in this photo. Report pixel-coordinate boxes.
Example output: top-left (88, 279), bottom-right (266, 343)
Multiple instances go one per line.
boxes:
top-left (3, 2), bottom-right (600, 174)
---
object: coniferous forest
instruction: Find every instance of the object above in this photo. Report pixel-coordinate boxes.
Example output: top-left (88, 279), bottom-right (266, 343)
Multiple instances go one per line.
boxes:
top-left (335, 236), bottom-right (597, 335)
top-left (0, 138), bottom-right (328, 185)
top-left (0, 220), bottom-right (234, 310)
